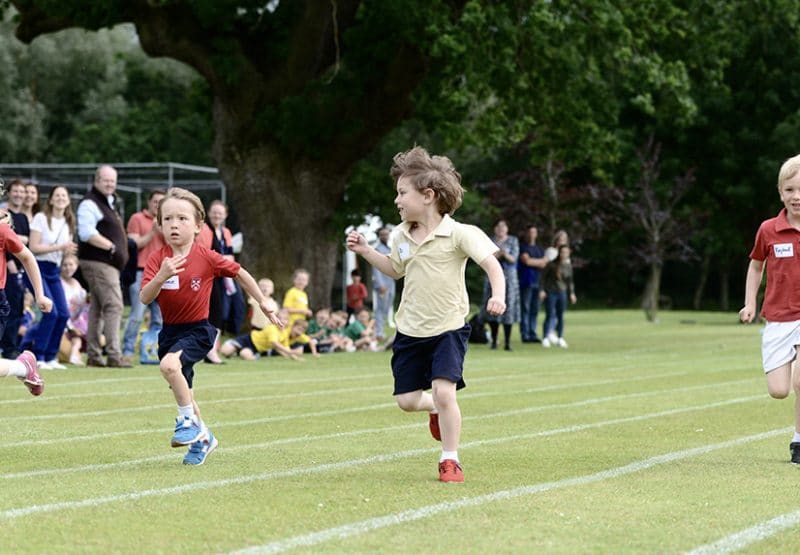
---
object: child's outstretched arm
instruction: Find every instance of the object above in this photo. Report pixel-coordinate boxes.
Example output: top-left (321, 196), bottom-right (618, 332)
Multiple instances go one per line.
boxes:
top-left (739, 259), bottom-right (764, 323)
top-left (236, 268), bottom-right (285, 328)
top-left (346, 231), bottom-right (401, 279)
top-left (14, 246), bottom-right (53, 313)
top-left (479, 254), bottom-right (507, 317)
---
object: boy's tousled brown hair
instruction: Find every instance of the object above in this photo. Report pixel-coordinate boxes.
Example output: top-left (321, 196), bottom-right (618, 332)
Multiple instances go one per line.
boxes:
top-left (157, 187), bottom-right (205, 225)
top-left (390, 146), bottom-right (464, 215)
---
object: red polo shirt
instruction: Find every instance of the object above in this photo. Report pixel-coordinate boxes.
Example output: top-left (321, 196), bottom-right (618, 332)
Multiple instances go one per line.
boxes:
top-left (142, 242), bottom-right (240, 324)
top-left (750, 208), bottom-right (800, 321)
top-left (0, 224), bottom-right (24, 289)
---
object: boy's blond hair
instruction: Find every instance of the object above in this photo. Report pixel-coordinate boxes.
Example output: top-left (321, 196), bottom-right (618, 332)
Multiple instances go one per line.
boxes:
top-left (390, 146), bottom-right (464, 215)
top-left (778, 154), bottom-right (800, 188)
top-left (157, 187), bottom-right (206, 225)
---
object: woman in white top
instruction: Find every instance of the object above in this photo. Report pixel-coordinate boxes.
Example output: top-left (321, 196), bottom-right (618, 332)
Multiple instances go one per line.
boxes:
top-left (28, 186), bottom-right (77, 369)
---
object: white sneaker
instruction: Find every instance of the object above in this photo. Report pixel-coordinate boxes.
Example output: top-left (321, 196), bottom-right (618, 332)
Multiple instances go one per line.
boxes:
top-left (547, 332), bottom-right (558, 343)
top-left (37, 360), bottom-right (53, 370)
top-left (541, 338), bottom-right (551, 348)
top-left (47, 359), bottom-right (67, 370)
top-left (557, 338), bottom-right (568, 348)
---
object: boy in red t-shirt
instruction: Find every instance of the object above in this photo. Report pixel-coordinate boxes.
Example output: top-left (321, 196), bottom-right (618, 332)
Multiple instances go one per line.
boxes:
top-left (0, 213), bottom-right (53, 396)
top-left (741, 153), bottom-right (800, 464)
top-left (345, 268), bottom-right (368, 321)
top-left (140, 187), bottom-right (283, 465)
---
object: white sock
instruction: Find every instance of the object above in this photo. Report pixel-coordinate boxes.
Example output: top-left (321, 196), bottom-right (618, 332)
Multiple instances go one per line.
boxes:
top-left (792, 432), bottom-right (800, 443)
top-left (178, 405), bottom-right (194, 419)
top-left (7, 361), bottom-right (26, 378)
top-left (440, 450), bottom-right (459, 463)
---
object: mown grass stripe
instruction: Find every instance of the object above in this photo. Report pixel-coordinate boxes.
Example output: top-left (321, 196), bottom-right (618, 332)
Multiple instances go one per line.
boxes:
top-left (0, 395), bottom-right (765, 517)
top-left (226, 427), bottom-right (788, 554)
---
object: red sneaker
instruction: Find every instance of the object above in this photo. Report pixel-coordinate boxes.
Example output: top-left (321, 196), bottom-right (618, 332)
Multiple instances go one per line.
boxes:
top-left (438, 459), bottom-right (464, 483)
top-left (428, 412), bottom-right (441, 441)
top-left (17, 350), bottom-right (43, 396)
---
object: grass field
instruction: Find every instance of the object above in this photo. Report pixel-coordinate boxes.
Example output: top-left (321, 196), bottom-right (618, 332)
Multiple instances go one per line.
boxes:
top-left (1, 309), bottom-right (797, 554)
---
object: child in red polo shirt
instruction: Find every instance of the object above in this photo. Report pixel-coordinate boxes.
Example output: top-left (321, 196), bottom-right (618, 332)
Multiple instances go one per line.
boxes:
top-left (140, 187), bottom-right (283, 465)
top-left (0, 213), bottom-right (53, 396)
top-left (740, 153), bottom-right (800, 464)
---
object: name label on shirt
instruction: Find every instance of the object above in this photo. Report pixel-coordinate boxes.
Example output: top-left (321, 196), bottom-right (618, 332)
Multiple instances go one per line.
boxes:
top-left (161, 275), bottom-right (180, 290)
top-left (774, 243), bottom-right (794, 258)
top-left (397, 242), bottom-right (411, 261)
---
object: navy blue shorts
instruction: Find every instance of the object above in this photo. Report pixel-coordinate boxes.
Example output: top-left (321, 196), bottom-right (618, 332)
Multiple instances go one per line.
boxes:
top-left (158, 320), bottom-right (216, 389)
top-left (231, 333), bottom-right (258, 353)
top-left (390, 323), bottom-right (470, 395)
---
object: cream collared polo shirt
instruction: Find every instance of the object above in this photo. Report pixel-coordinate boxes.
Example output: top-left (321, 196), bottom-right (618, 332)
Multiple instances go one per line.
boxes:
top-left (390, 214), bottom-right (498, 338)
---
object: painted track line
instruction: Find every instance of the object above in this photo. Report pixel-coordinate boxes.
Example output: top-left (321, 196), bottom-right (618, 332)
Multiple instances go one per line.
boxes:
top-left (0, 380), bottom-right (758, 480)
top-left (0, 394), bottom-right (765, 517)
top-left (225, 427), bottom-right (790, 554)
top-left (0, 376), bottom-right (757, 451)
top-left (686, 510), bottom-right (800, 554)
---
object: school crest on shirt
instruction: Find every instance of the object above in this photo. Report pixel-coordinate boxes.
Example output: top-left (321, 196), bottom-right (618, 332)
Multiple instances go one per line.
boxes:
top-left (191, 277), bottom-right (201, 291)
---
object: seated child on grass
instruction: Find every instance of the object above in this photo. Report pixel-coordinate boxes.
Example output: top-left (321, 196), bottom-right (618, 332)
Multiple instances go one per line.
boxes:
top-left (222, 309), bottom-right (319, 360)
top-left (344, 307), bottom-right (378, 351)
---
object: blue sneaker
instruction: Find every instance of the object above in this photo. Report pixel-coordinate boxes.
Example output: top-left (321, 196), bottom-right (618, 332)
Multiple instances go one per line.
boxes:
top-left (171, 416), bottom-right (207, 447)
top-left (183, 430), bottom-right (218, 466)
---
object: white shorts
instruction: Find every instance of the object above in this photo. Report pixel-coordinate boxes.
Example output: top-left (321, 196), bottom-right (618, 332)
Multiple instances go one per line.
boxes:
top-left (762, 320), bottom-right (800, 372)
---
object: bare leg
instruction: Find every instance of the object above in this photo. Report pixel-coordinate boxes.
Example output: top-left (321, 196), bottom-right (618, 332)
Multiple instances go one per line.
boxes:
top-left (431, 379), bottom-right (460, 452)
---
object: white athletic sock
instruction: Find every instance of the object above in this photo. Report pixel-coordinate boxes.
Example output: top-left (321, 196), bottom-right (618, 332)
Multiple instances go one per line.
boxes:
top-left (792, 431), bottom-right (800, 443)
top-left (440, 450), bottom-right (459, 463)
top-left (178, 405), bottom-right (195, 419)
top-left (7, 361), bottom-right (26, 378)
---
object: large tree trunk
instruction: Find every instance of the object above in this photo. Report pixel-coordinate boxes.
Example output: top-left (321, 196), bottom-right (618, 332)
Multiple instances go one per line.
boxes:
top-left (693, 249), bottom-right (711, 310)
top-left (641, 261), bottom-right (662, 322)
top-left (216, 143), bottom-right (346, 309)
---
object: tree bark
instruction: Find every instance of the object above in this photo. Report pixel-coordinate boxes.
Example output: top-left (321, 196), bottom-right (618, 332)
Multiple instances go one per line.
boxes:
top-left (693, 250), bottom-right (710, 310)
top-left (641, 261), bottom-right (662, 322)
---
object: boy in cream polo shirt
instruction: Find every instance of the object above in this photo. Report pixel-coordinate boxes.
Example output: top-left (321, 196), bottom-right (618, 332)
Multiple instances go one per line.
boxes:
top-left (740, 153), bottom-right (800, 464)
top-left (347, 146), bottom-right (506, 483)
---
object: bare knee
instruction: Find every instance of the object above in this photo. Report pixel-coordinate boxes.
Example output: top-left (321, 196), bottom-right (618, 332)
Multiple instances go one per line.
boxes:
top-left (160, 353), bottom-right (182, 379)
top-left (395, 392), bottom-right (421, 412)
top-left (769, 387), bottom-right (790, 399)
top-left (431, 380), bottom-right (457, 411)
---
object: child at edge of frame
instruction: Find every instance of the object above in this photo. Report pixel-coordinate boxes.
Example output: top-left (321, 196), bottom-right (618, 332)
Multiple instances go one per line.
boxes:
top-left (0, 178), bottom-right (53, 396)
top-left (740, 152), bottom-right (800, 465)
top-left (140, 187), bottom-right (284, 466)
top-left (346, 145), bottom-right (506, 483)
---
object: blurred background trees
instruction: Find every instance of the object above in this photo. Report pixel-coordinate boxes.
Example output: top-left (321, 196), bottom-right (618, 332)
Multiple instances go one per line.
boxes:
top-left (3, 1), bottom-right (800, 314)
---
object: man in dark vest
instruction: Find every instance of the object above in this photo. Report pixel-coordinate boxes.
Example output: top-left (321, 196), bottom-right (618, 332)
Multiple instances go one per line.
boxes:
top-left (77, 165), bottom-right (131, 367)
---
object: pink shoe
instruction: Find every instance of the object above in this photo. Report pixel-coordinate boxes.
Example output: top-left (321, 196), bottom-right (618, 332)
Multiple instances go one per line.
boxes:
top-left (438, 459), bottom-right (464, 483)
top-left (17, 350), bottom-right (43, 396)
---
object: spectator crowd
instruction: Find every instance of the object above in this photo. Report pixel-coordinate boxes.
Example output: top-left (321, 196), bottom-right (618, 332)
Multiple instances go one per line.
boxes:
top-left (0, 165), bottom-right (577, 369)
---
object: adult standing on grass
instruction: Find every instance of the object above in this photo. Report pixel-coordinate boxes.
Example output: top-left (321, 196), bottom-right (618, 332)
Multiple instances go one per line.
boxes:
top-left (740, 153), bottom-right (800, 465)
top-left (121, 189), bottom-right (165, 363)
top-left (518, 224), bottom-right (547, 343)
top-left (140, 187), bottom-right (283, 465)
top-left (372, 226), bottom-right (395, 342)
top-left (28, 186), bottom-right (77, 370)
top-left (77, 165), bottom-right (131, 368)
top-left (540, 245), bottom-right (577, 348)
top-left (480, 219), bottom-right (520, 351)
top-left (0, 179), bottom-right (31, 358)
top-left (346, 146), bottom-right (506, 483)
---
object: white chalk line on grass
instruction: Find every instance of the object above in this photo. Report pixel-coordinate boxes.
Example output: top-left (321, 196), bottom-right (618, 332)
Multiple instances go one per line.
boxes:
top-left (0, 372), bottom-right (756, 448)
top-left (0, 393), bottom-right (766, 518)
top-left (0, 379), bottom-right (759, 480)
top-left (686, 510), bottom-right (800, 554)
top-left (229, 427), bottom-right (790, 554)
top-left (0, 372), bottom-right (386, 406)
top-left (0, 374), bottom-right (512, 423)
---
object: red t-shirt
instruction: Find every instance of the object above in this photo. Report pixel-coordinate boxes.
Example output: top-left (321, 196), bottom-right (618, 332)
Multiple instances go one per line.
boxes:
top-left (0, 224), bottom-right (24, 289)
top-left (750, 208), bottom-right (800, 321)
top-left (346, 282), bottom-right (368, 310)
top-left (142, 242), bottom-right (240, 324)
top-left (127, 210), bottom-right (164, 269)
